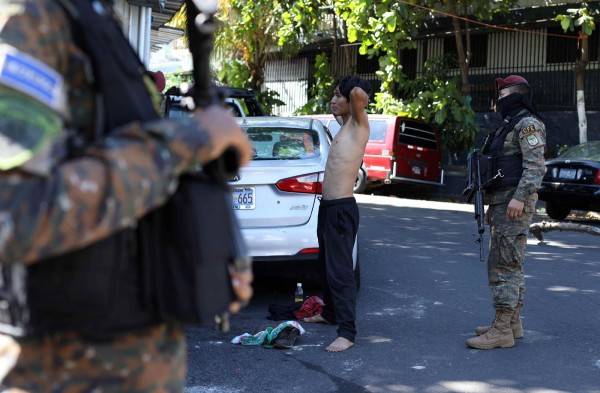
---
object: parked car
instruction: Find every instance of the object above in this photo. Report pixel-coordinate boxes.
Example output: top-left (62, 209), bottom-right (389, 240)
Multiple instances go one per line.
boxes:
top-left (163, 86), bottom-right (264, 118)
top-left (302, 114), bottom-right (444, 193)
top-left (234, 117), bottom-right (359, 285)
top-left (539, 141), bottom-right (600, 220)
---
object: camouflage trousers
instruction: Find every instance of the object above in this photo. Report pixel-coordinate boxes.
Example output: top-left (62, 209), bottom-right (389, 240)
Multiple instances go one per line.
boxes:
top-left (0, 324), bottom-right (186, 393)
top-left (487, 197), bottom-right (536, 310)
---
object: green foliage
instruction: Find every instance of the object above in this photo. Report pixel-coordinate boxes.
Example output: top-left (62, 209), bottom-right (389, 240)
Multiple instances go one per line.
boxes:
top-left (277, 0), bottom-right (325, 48)
top-left (215, 0), bottom-right (284, 90)
top-left (374, 57), bottom-right (477, 152)
top-left (335, 0), bottom-right (424, 93)
top-left (213, 0), bottom-right (514, 150)
top-left (216, 59), bottom-right (251, 88)
top-left (556, 4), bottom-right (597, 36)
top-left (295, 53), bottom-right (335, 115)
top-left (333, 0), bottom-right (516, 153)
top-left (164, 71), bottom-right (193, 90)
top-left (256, 90), bottom-right (286, 115)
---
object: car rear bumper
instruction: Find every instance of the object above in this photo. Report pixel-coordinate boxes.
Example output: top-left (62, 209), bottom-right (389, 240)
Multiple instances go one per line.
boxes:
top-left (241, 202), bottom-right (320, 260)
top-left (387, 162), bottom-right (445, 186)
top-left (539, 182), bottom-right (600, 209)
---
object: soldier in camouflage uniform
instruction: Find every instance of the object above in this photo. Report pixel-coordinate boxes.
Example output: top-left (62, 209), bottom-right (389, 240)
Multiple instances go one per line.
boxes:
top-left (0, 0), bottom-right (253, 391)
top-left (466, 75), bottom-right (546, 350)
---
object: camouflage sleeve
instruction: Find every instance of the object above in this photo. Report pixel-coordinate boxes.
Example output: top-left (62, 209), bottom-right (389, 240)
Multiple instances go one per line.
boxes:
top-left (0, 2), bottom-right (213, 264)
top-left (513, 117), bottom-right (547, 202)
top-left (0, 115), bottom-right (211, 265)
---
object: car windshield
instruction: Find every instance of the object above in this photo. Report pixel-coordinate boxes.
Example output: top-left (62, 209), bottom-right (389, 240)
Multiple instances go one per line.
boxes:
top-left (246, 127), bottom-right (321, 160)
top-left (559, 141), bottom-right (600, 161)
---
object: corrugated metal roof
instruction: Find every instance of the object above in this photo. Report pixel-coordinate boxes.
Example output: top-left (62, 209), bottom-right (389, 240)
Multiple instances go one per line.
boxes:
top-left (150, 0), bottom-right (185, 51)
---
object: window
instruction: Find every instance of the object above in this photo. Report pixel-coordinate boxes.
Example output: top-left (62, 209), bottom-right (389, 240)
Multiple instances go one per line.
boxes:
top-left (546, 27), bottom-right (578, 63)
top-left (422, 41), bottom-right (429, 68)
top-left (356, 53), bottom-right (380, 74)
top-left (400, 48), bottom-right (417, 80)
top-left (443, 34), bottom-right (488, 68)
top-left (590, 32), bottom-right (599, 62)
top-left (368, 120), bottom-right (388, 142)
top-left (246, 128), bottom-right (321, 160)
top-left (398, 120), bottom-right (437, 150)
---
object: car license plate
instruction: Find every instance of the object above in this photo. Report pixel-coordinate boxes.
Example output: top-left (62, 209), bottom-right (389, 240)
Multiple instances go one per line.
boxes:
top-left (558, 168), bottom-right (577, 180)
top-left (411, 166), bottom-right (422, 175)
top-left (232, 187), bottom-right (255, 210)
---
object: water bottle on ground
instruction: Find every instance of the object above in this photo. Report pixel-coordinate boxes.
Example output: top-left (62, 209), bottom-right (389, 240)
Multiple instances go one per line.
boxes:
top-left (294, 283), bottom-right (304, 304)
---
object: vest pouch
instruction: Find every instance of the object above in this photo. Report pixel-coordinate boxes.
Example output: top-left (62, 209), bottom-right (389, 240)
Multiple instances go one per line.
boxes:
top-left (138, 174), bottom-right (234, 325)
top-left (27, 230), bottom-right (155, 339)
top-left (478, 154), bottom-right (496, 189)
top-left (494, 154), bottom-right (523, 189)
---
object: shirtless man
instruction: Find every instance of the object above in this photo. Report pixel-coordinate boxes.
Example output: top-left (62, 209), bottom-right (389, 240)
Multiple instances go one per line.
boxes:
top-left (304, 76), bottom-right (371, 352)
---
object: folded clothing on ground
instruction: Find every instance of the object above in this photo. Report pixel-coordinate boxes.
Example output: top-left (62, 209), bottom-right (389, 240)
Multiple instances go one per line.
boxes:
top-left (231, 321), bottom-right (305, 348)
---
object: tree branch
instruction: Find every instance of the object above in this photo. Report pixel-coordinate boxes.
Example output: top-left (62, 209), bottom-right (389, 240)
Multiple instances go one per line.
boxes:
top-left (529, 221), bottom-right (600, 243)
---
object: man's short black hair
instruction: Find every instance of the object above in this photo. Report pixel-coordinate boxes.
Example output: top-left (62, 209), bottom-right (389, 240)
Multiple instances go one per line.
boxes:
top-left (335, 76), bottom-right (372, 101)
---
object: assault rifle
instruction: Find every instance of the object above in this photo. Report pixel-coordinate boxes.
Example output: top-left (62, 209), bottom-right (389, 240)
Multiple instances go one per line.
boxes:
top-left (183, 0), bottom-right (252, 332)
top-left (463, 149), bottom-right (486, 262)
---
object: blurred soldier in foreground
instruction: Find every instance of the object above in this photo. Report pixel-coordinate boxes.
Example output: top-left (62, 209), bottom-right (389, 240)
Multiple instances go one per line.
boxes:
top-left (0, 0), bottom-right (252, 390)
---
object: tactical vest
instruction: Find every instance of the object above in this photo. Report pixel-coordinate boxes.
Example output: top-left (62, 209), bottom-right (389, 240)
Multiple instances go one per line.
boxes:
top-left (479, 110), bottom-right (530, 191)
top-left (0, 0), bottom-right (236, 340)
top-left (26, 0), bottom-right (161, 339)
top-left (23, 0), bottom-right (234, 339)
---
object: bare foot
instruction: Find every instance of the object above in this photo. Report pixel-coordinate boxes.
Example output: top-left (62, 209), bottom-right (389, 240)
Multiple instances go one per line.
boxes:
top-left (303, 314), bottom-right (329, 324)
top-left (326, 337), bottom-right (354, 352)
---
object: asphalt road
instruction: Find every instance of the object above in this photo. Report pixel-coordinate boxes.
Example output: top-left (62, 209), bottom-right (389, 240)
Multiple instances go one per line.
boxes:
top-left (185, 195), bottom-right (600, 393)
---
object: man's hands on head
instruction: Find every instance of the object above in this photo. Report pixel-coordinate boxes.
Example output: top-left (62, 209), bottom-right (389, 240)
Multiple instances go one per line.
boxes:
top-left (349, 87), bottom-right (369, 130)
top-left (194, 106), bottom-right (252, 166)
top-left (350, 87), bottom-right (369, 110)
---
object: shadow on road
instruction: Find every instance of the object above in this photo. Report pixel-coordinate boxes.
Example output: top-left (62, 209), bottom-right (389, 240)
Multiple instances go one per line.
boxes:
top-left (185, 198), bottom-right (600, 393)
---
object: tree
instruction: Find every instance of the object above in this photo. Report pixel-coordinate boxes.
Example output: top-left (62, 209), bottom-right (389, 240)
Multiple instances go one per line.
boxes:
top-left (295, 53), bottom-right (335, 114)
top-left (331, 0), bottom-right (479, 153)
top-left (556, 4), bottom-right (597, 144)
top-left (167, 1), bottom-right (291, 113)
top-left (215, 0), bottom-right (281, 91)
top-left (433, 0), bottom-right (517, 95)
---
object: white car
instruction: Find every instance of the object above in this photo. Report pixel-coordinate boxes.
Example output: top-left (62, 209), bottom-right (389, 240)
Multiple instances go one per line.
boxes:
top-left (233, 117), bottom-right (359, 284)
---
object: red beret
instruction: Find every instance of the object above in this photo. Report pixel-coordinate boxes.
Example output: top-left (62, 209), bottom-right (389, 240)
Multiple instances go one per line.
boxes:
top-left (495, 75), bottom-right (529, 91)
top-left (152, 71), bottom-right (166, 93)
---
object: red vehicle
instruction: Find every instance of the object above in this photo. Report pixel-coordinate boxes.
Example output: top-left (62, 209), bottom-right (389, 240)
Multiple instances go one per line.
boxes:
top-left (303, 114), bottom-right (444, 192)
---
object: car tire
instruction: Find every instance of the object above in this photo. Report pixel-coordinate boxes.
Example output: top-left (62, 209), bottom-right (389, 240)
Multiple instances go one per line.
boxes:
top-left (546, 201), bottom-right (571, 221)
top-left (353, 169), bottom-right (367, 194)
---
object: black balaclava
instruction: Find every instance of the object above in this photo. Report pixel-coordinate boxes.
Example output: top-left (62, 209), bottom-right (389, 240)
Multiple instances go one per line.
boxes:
top-left (497, 91), bottom-right (538, 119)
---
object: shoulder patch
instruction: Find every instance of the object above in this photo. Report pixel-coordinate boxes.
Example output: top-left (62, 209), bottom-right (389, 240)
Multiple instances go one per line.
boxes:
top-left (0, 89), bottom-right (62, 172)
top-left (520, 124), bottom-right (537, 136)
top-left (526, 134), bottom-right (540, 147)
top-left (0, 45), bottom-right (66, 114)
